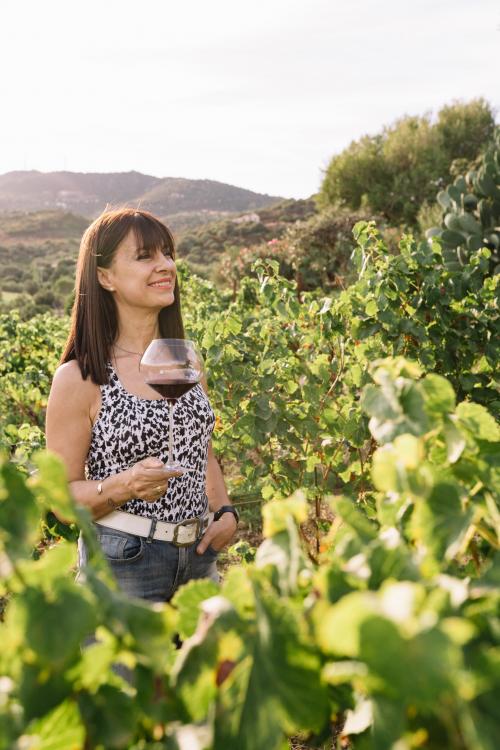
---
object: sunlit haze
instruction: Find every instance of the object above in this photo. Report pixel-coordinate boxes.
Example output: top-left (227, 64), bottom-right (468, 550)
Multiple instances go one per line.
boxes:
top-left (1, 0), bottom-right (498, 198)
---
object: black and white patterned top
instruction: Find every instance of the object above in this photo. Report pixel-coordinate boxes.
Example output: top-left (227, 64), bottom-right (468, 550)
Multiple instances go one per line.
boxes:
top-left (85, 361), bottom-right (216, 523)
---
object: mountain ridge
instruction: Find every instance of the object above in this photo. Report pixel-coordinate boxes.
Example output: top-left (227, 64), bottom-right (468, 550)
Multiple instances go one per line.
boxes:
top-left (0, 169), bottom-right (283, 217)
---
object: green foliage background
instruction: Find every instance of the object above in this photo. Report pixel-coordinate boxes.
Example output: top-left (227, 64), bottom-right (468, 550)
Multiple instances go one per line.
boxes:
top-left (0, 98), bottom-right (499, 750)
top-left (317, 99), bottom-right (495, 226)
top-left (1, 219), bottom-right (499, 749)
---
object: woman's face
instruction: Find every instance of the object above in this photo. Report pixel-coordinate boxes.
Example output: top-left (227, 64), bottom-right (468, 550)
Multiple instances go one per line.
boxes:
top-left (97, 228), bottom-right (177, 308)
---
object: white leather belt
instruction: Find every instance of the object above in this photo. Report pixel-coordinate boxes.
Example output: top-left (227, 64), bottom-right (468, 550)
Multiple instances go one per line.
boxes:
top-left (95, 509), bottom-right (214, 547)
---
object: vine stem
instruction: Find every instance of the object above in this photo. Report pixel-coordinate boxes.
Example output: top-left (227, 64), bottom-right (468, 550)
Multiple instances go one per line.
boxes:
top-left (318, 337), bottom-right (345, 411)
top-left (299, 523), bottom-right (319, 565)
top-left (314, 465), bottom-right (321, 555)
top-left (475, 522), bottom-right (499, 550)
top-left (357, 447), bottom-right (368, 504)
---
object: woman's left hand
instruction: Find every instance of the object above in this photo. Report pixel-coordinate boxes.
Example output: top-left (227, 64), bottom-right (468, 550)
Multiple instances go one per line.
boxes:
top-left (196, 512), bottom-right (238, 554)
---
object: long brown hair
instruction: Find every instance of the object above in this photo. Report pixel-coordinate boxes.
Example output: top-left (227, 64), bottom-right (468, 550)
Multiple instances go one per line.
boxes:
top-left (59, 207), bottom-right (185, 384)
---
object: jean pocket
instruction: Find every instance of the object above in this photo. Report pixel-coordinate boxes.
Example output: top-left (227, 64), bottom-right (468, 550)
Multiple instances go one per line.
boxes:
top-left (98, 531), bottom-right (145, 563)
top-left (206, 544), bottom-right (220, 556)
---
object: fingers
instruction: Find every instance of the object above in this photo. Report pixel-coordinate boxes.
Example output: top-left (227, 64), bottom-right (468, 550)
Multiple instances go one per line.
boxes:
top-left (134, 473), bottom-right (168, 503)
top-left (196, 518), bottom-right (238, 555)
top-left (141, 472), bottom-right (181, 501)
top-left (196, 532), bottom-right (214, 555)
top-left (140, 458), bottom-right (180, 477)
top-left (142, 480), bottom-right (168, 502)
top-left (141, 457), bottom-right (164, 469)
top-left (129, 458), bottom-right (183, 503)
top-left (137, 473), bottom-right (180, 501)
top-left (142, 467), bottom-right (183, 481)
top-left (141, 469), bottom-right (182, 498)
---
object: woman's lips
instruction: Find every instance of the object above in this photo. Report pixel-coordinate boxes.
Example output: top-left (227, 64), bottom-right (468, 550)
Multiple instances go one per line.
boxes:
top-left (148, 279), bottom-right (174, 289)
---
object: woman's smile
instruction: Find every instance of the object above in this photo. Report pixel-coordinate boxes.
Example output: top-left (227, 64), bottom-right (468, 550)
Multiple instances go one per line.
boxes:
top-left (148, 277), bottom-right (174, 290)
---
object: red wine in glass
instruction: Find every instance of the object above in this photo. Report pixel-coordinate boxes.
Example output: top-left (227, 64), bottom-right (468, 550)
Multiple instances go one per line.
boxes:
top-left (145, 378), bottom-right (198, 403)
top-left (140, 339), bottom-right (204, 474)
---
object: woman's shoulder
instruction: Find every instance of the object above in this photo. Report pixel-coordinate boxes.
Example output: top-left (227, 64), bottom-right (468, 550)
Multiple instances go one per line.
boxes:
top-left (49, 360), bottom-right (103, 425)
top-left (51, 360), bottom-right (101, 402)
top-left (54, 359), bottom-right (88, 383)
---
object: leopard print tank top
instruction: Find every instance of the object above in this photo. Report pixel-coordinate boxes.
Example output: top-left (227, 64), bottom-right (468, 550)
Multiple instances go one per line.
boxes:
top-left (85, 361), bottom-right (216, 523)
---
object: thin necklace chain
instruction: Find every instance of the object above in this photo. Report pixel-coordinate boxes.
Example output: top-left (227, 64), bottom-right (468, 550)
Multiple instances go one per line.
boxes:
top-left (113, 343), bottom-right (143, 356)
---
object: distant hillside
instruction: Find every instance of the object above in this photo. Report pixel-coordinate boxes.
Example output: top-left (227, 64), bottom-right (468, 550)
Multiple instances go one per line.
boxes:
top-left (177, 197), bottom-right (318, 275)
top-left (0, 210), bottom-right (89, 241)
top-left (0, 196), bottom-right (316, 317)
top-left (0, 170), bottom-right (283, 218)
top-left (0, 210), bottom-right (83, 320)
top-left (138, 177), bottom-right (281, 214)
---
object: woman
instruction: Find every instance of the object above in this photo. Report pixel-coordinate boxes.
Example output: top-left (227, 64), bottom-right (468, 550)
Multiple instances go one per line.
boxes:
top-left (45, 207), bottom-right (238, 603)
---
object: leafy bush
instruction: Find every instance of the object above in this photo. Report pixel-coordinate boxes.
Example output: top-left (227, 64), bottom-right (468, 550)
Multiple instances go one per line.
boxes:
top-left (0, 311), bottom-right (68, 465)
top-left (0, 218), bottom-right (498, 748)
top-left (214, 208), bottom-right (371, 297)
top-left (0, 357), bottom-right (498, 749)
top-left (318, 99), bottom-right (496, 226)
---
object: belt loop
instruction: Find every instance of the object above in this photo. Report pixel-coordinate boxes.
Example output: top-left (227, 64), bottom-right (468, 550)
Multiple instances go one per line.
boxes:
top-left (146, 518), bottom-right (158, 544)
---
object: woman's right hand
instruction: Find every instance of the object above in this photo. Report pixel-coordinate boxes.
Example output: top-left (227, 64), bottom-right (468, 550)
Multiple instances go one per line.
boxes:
top-left (123, 457), bottom-right (182, 502)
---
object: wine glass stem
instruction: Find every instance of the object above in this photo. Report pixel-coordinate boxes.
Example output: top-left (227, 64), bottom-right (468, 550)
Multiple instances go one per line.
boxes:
top-left (168, 400), bottom-right (175, 465)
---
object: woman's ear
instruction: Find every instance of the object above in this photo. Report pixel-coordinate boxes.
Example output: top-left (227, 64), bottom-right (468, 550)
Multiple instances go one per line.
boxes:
top-left (97, 267), bottom-right (114, 292)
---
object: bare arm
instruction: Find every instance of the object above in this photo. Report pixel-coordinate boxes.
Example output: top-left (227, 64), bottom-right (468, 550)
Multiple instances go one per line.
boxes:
top-left (205, 440), bottom-right (232, 512)
top-left (197, 375), bottom-right (237, 553)
top-left (45, 361), bottom-right (175, 521)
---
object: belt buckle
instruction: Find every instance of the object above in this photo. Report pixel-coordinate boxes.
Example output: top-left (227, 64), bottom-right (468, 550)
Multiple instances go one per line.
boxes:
top-left (172, 517), bottom-right (200, 547)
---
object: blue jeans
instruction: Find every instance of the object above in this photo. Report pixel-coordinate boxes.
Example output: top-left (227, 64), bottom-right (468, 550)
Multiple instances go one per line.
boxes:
top-left (76, 524), bottom-right (220, 603)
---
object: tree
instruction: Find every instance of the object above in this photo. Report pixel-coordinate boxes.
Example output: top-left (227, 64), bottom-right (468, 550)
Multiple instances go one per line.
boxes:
top-left (435, 98), bottom-right (496, 161)
top-left (213, 208), bottom-right (371, 299)
top-left (318, 98), bottom-right (496, 227)
top-left (34, 290), bottom-right (58, 308)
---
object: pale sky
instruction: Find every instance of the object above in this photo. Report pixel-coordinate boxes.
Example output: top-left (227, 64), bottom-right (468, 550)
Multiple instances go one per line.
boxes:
top-left (0, 0), bottom-right (498, 199)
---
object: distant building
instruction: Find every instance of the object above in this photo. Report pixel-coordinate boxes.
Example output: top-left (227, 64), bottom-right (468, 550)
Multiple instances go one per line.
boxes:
top-left (231, 212), bottom-right (260, 224)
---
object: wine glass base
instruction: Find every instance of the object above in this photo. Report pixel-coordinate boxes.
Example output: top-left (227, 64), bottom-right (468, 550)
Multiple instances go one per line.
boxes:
top-left (163, 462), bottom-right (193, 475)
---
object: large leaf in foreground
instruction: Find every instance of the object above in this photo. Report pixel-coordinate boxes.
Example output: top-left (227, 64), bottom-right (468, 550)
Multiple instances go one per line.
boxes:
top-left (214, 579), bottom-right (329, 750)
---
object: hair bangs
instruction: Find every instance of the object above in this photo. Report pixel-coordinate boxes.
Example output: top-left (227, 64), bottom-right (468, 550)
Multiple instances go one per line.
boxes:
top-left (129, 212), bottom-right (176, 259)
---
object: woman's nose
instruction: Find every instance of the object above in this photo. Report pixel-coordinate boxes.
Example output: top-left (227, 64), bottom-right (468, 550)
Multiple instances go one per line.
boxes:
top-left (154, 252), bottom-right (176, 271)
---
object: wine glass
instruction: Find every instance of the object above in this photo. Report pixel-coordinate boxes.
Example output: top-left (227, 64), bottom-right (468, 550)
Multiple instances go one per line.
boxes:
top-left (140, 338), bottom-right (204, 474)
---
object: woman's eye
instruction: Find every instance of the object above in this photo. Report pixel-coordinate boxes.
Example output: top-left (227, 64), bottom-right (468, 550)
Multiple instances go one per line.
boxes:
top-left (136, 247), bottom-right (172, 260)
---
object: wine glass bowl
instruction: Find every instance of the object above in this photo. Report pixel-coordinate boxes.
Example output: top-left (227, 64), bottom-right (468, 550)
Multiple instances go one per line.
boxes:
top-left (140, 339), bottom-right (205, 473)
